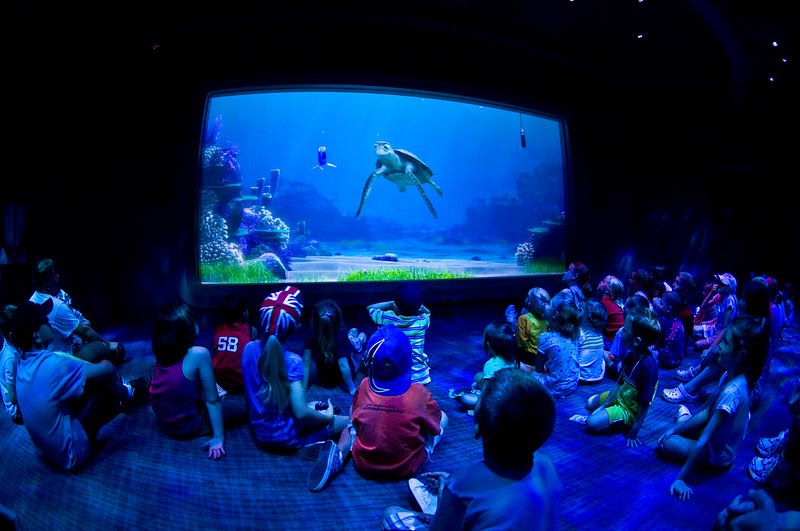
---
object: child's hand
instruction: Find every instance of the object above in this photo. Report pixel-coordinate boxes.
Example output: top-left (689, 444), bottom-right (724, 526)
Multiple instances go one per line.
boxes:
top-left (670, 479), bottom-right (693, 501)
top-left (625, 433), bottom-right (642, 447)
top-left (715, 490), bottom-right (774, 530)
top-left (419, 471), bottom-right (450, 498)
top-left (324, 398), bottom-right (335, 417)
top-left (202, 438), bottom-right (226, 460)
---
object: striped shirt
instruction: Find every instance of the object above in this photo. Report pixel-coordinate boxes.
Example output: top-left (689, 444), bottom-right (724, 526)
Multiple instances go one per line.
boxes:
top-left (369, 308), bottom-right (431, 385)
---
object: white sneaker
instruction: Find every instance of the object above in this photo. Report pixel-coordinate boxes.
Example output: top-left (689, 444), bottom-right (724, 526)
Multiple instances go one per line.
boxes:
top-left (348, 328), bottom-right (366, 353)
top-left (408, 478), bottom-right (438, 515)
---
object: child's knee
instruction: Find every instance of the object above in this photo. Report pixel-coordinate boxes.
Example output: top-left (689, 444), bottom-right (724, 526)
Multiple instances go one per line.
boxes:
top-left (586, 394), bottom-right (599, 411)
top-left (459, 393), bottom-right (478, 409)
top-left (585, 412), bottom-right (606, 434)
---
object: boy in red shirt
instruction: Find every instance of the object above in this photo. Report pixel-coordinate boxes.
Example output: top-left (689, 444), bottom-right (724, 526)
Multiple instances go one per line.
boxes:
top-left (212, 295), bottom-right (256, 395)
top-left (307, 324), bottom-right (448, 491)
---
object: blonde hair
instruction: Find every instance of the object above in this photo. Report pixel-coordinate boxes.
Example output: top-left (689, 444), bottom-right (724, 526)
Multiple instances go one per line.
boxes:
top-left (257, 335), bottom-right (290, 412)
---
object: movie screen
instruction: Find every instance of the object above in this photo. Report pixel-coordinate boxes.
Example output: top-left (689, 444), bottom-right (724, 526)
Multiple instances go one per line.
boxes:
top-left (198, 88), bottom-right (567, 285)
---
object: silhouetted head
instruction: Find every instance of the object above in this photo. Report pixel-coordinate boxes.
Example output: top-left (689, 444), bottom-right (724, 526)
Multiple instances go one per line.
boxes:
top-left (475, 368), bottom-right (555, 467)
top-left (395, 282), bottom-right (423, 316)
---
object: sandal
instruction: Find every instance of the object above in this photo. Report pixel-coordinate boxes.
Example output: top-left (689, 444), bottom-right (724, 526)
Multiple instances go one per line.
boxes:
top-left (448, 388), bottom-right (465, 399)
top-left (675, 364), bottom-right (699, 382)
top-left (661, 383), bottom-right (699, 403)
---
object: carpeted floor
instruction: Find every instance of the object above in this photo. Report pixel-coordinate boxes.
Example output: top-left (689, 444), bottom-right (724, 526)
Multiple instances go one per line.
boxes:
top-left (1, 301), bottom-right (798, 530)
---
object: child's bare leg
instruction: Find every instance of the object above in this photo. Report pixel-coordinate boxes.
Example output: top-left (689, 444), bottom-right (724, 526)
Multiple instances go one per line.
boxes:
top-left (585, 407), bottom-right (610, 434)
top-left (683, 364), bottom-right (724, 396)
top-left (459, 393), bottom-right (479, 409)
top-left (586, 393), bottom-right (602, 412)
top-left (335, 419), bottom-right (351, 458)
top-left (658, 434), bottom-right (697, 462)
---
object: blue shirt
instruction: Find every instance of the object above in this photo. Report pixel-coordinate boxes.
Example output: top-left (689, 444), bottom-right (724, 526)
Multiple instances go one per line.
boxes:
top-left (242, 339), bottom-right (305, 448)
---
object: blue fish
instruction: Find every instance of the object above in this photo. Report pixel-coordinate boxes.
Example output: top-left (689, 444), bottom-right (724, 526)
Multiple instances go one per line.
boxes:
top-left (311, 146), bottom-right (336, 170)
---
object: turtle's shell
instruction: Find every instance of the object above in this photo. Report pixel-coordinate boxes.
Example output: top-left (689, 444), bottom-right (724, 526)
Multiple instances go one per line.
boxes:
top-left (391, 149), bottom-right (433, 181)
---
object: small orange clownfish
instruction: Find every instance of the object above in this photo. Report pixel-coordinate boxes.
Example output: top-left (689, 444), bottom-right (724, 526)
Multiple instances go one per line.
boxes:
top-left (311, 146), bottom-right (336, 170)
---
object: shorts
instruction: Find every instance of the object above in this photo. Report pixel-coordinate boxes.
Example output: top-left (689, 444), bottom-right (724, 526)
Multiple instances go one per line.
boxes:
top-left (598, 391), bottom-right (634, 427)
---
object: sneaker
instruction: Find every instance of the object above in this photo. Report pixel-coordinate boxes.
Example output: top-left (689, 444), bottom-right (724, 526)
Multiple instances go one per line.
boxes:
top-left (756, 429), bottom-right (788, 457)
top-left (748, 455), bottom-right (788, 486)
top-left (298, 441), bottom-right (326, 461)
top-left (505, 304), bottom-right (518, 325)
top-left (675, 405), bottom-right (692, 423)
top-left (122, 375), bottom-right (151, 406)
top-left (348, 328), bottom-right (366, 353)
top-left (408, 478), bottom-right (438, 515)
top-left (308, 440), bottom-right (342, 492)
top-left (676, 364), bottom-right (700, 382)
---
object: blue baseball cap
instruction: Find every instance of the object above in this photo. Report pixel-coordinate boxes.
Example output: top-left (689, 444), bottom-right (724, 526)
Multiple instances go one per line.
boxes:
top-left (367, 324), bottom-right (412, 396)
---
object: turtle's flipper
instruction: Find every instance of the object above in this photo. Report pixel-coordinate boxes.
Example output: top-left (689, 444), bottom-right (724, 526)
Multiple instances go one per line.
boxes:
top-left (356, 172), bottom-right (380, 218)
top-left (409, 173), bottom-right (438, 219)
top-left (430, 180), bottom-right (443, 197)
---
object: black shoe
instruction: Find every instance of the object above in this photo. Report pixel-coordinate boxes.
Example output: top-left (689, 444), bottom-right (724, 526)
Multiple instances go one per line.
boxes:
top-left (110, 342), bottom-right (126, 365)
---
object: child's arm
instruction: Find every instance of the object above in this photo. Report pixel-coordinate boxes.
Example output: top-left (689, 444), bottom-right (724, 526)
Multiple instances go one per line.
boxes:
top-left (625, 402), bottom-right (650, 447)
top-left (288, 380), bottom-right (335, 428)
top-left (194, 347), bottom-right (226, 459)
top-left (337, 357), bottom-right (357, 395)
top-left (83, 359), bottom-right (116, 381)
top-left (419, 304), bottom-right (431, 315)
top-left (367, 301), bottom-right (398, 312)
top-left (302, 349), bottom-right (313, 390)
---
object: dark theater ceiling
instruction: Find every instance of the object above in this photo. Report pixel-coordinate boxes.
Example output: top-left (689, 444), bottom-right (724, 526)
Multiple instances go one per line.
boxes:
top-left (12, 1), bottom-right (798, 114)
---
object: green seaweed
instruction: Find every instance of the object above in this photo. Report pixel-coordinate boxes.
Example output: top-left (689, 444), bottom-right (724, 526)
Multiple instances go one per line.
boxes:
top-left (519, 257), bottom-right (565, 274)
top-left (200, 261), bottom-right (281, 284)
top-left (338, 268), bottom-right (473, 282)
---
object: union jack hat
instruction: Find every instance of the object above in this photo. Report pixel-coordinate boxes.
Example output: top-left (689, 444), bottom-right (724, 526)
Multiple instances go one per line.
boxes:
top-left (259, 286), bottom-right (303, 339)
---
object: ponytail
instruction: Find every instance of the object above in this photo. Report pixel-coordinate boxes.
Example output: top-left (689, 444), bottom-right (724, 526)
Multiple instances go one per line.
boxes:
top-left (257, 335), bottom-right (290, 412)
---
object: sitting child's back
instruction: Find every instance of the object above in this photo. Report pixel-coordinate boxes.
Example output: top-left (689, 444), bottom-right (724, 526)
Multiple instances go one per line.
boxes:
top-left (368, 282), bottom-right (432, 385)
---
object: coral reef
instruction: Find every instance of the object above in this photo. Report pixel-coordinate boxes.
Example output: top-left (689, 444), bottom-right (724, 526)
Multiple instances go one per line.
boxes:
top-left (199, 211), bottom-right (242, 265)
top-left (514, 239), bottom-right (535, 265)
top-left (202, 144), bottom-right (241, 186)
top-left (235, 206), bottom-right (292, 269)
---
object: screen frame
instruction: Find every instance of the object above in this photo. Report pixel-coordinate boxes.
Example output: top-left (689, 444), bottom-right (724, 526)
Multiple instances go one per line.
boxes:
top-left (183, 82), bottom-right (574, 309)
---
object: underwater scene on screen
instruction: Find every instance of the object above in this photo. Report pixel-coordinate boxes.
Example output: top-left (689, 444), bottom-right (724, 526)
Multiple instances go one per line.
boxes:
top-left (199, 90), bottom-right (566, 284)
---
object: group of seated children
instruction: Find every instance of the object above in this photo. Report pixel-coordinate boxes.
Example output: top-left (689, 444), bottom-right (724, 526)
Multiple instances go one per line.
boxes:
top-left (4, 258), bottom-right (796, 528)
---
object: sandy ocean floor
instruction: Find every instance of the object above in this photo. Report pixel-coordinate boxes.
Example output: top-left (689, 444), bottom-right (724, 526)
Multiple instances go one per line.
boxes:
top-left (287, 239), bottom-right (525, 282)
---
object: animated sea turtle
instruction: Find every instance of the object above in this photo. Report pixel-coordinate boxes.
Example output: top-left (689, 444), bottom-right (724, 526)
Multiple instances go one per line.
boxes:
top-left (355, 141), bottom-right (442, 218)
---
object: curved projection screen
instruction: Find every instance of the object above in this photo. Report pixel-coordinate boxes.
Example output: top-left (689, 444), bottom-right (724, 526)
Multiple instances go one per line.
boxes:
top-left (198, 87), bottom-right (567, 285)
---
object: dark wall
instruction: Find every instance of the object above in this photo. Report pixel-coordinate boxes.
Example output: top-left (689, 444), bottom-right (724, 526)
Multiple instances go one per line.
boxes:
top-left (5, 8), bottom-right (797, 327)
